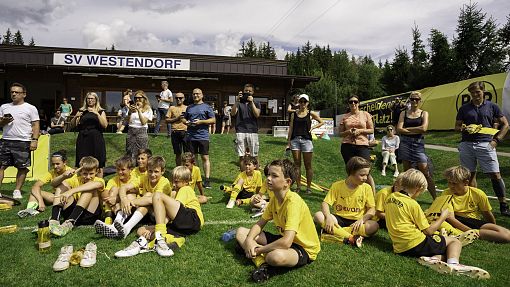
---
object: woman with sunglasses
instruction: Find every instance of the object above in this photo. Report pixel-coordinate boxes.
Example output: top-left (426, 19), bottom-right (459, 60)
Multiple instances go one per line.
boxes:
top-left (381, 125), bottom-right (400, 177)
top-left (339, 95), bottom-right (376, 193)
top-left (126, 90), bottom-right (153, 160)
top-left (396, 91), bottom-right (437, 199)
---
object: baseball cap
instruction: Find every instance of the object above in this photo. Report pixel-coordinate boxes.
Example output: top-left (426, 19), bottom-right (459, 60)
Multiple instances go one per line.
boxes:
top-left (298, 94), bottom-right (309, 102)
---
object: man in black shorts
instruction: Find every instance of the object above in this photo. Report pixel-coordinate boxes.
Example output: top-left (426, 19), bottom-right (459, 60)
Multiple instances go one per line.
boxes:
top-left (166, 92), bottom-right (189, 166)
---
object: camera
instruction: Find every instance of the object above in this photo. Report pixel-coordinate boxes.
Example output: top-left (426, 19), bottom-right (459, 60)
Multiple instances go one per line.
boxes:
top-left (240, 92), bottom-right (250, 103)
top-left (3, 113), bottom-right (12, 118)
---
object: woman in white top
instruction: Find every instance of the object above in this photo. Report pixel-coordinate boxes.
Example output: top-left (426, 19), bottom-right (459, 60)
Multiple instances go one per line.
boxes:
top-left (381, 125), bottom-right (400, 177)
top-left (126, 90), bottom-right (153, 159)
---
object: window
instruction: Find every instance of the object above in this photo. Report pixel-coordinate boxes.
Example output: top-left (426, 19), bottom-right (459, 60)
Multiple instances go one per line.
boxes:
top-left (105, 91), bottom-right (123, 113)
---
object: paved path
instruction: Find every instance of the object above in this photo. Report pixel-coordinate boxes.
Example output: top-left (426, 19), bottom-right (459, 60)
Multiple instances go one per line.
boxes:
top-left (425, 144), bottom-right (510, 157)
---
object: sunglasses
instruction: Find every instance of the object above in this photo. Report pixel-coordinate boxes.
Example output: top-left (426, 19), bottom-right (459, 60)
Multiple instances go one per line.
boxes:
top-left (298, 100), bottom-right (307, 103)
top-left (409, 98), bottom-right (421, 102)
top-left (176, 97), bottom-right (184, 100)
top-left (348, 100), bottom-right (359, 104)
top-left (134, 97), bottom-right (143, 100)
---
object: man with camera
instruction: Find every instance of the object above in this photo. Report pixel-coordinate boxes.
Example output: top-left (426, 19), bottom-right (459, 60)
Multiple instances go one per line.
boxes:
top-left (166, 92), bottom-right (189, 166)
top-left (0, 82), bottom-right (40, 199)
top-left (231, 83), bottom-right (261, 170)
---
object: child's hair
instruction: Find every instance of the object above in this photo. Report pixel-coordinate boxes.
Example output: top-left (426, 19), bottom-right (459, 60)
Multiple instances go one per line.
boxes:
top-left (386, 125), bottom-right (395, 131)
top-left (400, 169), bottom-right (427, 192)
top-left (148, 156), bottom-right (166, 170)
top-left (242, 155), bottom-right (258, 166)
top-left (468, 81), bottom-right (485, 92)
top-left (263, 164), bottom-right (270, 177)
top-left (51, 150), bottom-right (67, 162)
top-left (137, 148), bottom-right (152, 157)
top-left (443, 166), bottom-right (471, 183)
top-left (115, 156), bottom-right (134, 169)
top-left (79, 156), bottom-right (99, 171)
top-left (345, 156), bottom-right (371, 176)
top-left (269, 159), bottom-right (298, 185)
top-left (181, 152), bottom-right (195, 164)
top-left (172, 166), bottom-right (192, 183)
top-left (391, 172), bottom-right (405, 192)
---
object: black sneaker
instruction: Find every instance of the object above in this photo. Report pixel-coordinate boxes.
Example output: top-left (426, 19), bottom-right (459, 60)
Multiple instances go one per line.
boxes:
top-left (203, 179), bottom-right (211, 189)
top-left (251, 264), bottom-right (270, 283)
top-left (500, 202), bottom-right (510, 217)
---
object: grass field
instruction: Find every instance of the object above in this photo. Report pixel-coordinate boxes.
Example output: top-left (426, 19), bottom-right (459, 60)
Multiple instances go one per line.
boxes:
top-left (1, 132), bottom-right (509, 287)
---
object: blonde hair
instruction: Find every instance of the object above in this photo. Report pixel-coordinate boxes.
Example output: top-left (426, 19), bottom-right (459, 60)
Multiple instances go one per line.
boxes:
top-left (172, 166), bottom-right (191, 182)
top-left (81, 92), bottom-right (103, 111)
top-left (409, 91), bottom-right (422, 98)
top-left (400, 169), bottom-right (427, 193)
top-left (148, 156), bottom-right (166, 170)
top-left (79, 156), bottom-right (99, 171)
top-left (181, 152), bottom-right (196, 164)
top-left (443, 166), bottom-right (471, 183)
top-left (134, 90), bottom-right (151, 112)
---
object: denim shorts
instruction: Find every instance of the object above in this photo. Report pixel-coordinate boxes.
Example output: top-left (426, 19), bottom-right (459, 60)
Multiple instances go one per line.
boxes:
top-left (290, 136), bottom-right (313, 152)
top-left (399, 136), bottom-right (428, 163)
top-left (458, 141), bottom-right (499, 173)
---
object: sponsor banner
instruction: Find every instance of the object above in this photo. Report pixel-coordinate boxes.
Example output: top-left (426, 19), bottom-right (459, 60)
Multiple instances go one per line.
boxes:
top-left (2, 134), bottom-right (50, 183)
top-left (53, 53), bottom-right (190, 71)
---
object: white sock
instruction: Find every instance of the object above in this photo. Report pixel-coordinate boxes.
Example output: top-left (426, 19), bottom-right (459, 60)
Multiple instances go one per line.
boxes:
top-left (114, 211), bottom-right (127, 224)
top-left (447, 258), bottom-right (459, 265)
top-left (123, 211), bottom-right (144, 235)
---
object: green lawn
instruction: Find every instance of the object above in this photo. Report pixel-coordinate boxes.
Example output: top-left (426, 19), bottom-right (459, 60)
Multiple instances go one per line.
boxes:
top-left (1, 133), bottom-right (509, 286)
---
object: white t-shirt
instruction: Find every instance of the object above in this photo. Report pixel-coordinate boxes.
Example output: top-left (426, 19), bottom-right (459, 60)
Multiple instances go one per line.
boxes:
top-left (158, 89), bottom-right (173, 109)
top-left (0, 102), bottom-right (39, 141)
top-left (382, 135), bottom-right (400, 151)
top-left (129, 109), bottom-right (154, 128)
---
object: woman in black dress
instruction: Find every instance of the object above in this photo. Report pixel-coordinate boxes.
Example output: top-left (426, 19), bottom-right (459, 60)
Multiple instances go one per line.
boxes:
top-left (70, 92), bottom-right (108, 177)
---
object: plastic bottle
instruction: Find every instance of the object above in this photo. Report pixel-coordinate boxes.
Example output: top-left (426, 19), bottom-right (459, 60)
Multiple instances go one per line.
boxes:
top-left (37, 220), bottom-right (51, 252)
top-left (221, 229), bottom-right (237, 242)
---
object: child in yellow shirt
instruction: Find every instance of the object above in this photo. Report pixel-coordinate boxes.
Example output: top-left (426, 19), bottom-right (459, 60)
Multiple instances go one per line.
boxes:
top-left (182, 152), bottom-right (207, 204)
top-left (250, 164), bottom-right (272, 217)
top-left (225, 155), bottom-right (262, 209)
top-left (374, 175), bottom-right (403, 229)
top-left (131, 148), bottom-right (151, 179)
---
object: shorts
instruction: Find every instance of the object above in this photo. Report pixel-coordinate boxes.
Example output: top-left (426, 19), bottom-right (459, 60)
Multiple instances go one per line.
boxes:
top-left (399, 136), bottom-right (428, 163)
top-left (290, 136), bottom-right (314, 152)
top-left (237, 189), bottom-right (254, 200)
top-left (381, 150), bottom-right (397, 165)
top-left (166, 202), bottom-right (201, 236)
top-left (189, 140), bottom-right (209, 155)
top-left (333, 214), bottom-right (357, 227)
top-left (458, 141), bottom-right (500, 173)
top-left (456, 216), bottom-right (488, 230)
top-left (264, 232), bottom-right (312, 267)
top-left (62, 201), bottom-right (101, 226)
top-left (0, 139), bottom-right (31, 168)
top-left (400, 234), bottom-right (447, 257)
top-left (171, 130), bottom-right (189, 154)
top-left (340, 143), bottom-right (371, 163)
top-left (236, 133), bottom-right (259, 157)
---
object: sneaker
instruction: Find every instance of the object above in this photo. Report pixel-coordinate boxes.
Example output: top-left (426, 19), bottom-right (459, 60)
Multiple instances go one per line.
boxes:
top-left (251, 264), bottom-right (271, 283)
top-left (94, 220), bottom-right (119, 239)
top-left (203, 179), bottom-right (211, 189)
top-left (251, 210), bottom-right (264, 218)
top-left (226, 199), bottom-right (236, 209)
top-left (80, 242), bottom-right (97, 268)
top-left (12, 190), bottom-right (22, 199)
top-left (381, 170), bottom-right (386, 176)
top-left (155, 232), bottom-right (174, 257)
top-left (449, 263), bottom-right (490, 279)
top-left (343, 235), bottom-right (364, 248)
top-left (51, 220), bottom-right (74, 237)
top-left (500, 202), bottom-right (510, 217)
top-left (455, 230), bottom-right (479, 247)
top-left (305, 188), bottom-right (312, 194)
top-left (49, 219), bottom-right (60, 234)
top-left (418, 256), bottom-right (452, 274)
top-left (115, 236), bottom-right (151, 258)
top-left (17, 208), bottom-right (40, 218)
top-left (116, 131), bottom-right (123, 134)
top-left (393, 171), bottom-right (399, 177)
top-left (53, 245), bottom-right (73, 272)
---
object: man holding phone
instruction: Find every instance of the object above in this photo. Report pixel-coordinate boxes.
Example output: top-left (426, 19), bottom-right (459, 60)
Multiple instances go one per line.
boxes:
top-left (166, 92), bottom-right (189, 166)
top-left (0, 82), bottom-right (40, 199)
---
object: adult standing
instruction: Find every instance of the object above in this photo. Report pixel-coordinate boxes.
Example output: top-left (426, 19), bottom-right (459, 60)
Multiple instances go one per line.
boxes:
top-left (166, 92), bottom-right (188, 166)
top-left (126, 90), bottom-right (153, 160)
top-left (221, 101), bottom-right (232, 134)
top-left (209, 102), bottom-right (219, 134)
top-left (153, 80), bottom-right (173, 137)
top-left (287, 94), bottom-right (324, 193)
top-left (116, 89), bottom-right (132, 134)
top-left (231, 83), bottom-right (261, 169)
top-left (338, 95), bottom-right (376, 193)
top-left (48, 110), bottom-right (66, 135)
top-left (455, 81), bottom-right (510, 216)
top-left (396, 91), bottom-right (437, 199)
top-left (70, 92), bottom-right (107, 177)
top-left (184, 88), bottom-right (215, 188)
top-left (0, 83), bottom-right (40, 199)
top-left (59, 97), bottom-right (73, 120)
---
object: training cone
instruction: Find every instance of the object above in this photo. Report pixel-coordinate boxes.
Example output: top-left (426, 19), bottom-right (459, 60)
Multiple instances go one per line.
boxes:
top-left (322, 133), bottom-right (331, 140)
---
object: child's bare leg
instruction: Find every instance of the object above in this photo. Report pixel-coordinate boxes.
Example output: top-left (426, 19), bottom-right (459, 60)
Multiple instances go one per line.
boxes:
top-left (479, 224), bottom-right (510, 243)
top-left (265, 249), bottom-right (300, 267)
top-left (362, 220), bottom-right (380, 236)
top-left (153, 192), bottom-right (180, 224)
top-left (444, 236), bottom-right (462, 262)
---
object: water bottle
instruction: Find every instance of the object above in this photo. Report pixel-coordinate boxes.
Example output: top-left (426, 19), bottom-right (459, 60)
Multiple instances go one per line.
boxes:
top-left (222, 229), bottom-right (237, 242)
top-left (37, 220), bottom-right (51, 252)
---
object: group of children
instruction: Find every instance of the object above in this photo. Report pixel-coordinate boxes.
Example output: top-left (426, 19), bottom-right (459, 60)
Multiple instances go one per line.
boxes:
top-left (14, 147), bottom-right (510, 282)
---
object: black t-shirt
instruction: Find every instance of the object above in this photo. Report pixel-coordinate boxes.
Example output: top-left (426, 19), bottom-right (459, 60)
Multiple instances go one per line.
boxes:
top-left (234, 101), bottom-right (260, 133)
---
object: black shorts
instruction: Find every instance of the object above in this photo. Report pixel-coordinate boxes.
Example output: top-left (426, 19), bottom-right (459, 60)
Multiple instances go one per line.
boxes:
top-left (400, 235), bottom-right (447, 257)
top-left (166, 202), bottom-right (201, 237)
top-left (62, 200), bottom-right (101, 226)
top-left (189, 140), bottom-right (209, 155)
top-left (377, 218), bottom-right (387, 230)
top-left (0, 139), bottom-right (31, 168)
top-left (171, 130), bottom-right (189, 154)
top-left (340, 143), bottom-right (371, 163)
top-left (237, 189), bottom-right (253, 200)
top-left (264, 232), bottom-right (311, 267)
top-left (456, 216), bottom-right (488, 230)
top-left (333, 214), bottom-right (357, 227)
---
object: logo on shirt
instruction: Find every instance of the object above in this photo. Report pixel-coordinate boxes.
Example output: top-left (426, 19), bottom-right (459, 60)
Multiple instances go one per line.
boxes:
top-left (334, 204), bottom-right (361, 213)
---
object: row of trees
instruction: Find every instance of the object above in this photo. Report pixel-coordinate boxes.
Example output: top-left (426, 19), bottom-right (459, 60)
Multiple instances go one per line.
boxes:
top-left (1, 28), bottom-right (35, 46)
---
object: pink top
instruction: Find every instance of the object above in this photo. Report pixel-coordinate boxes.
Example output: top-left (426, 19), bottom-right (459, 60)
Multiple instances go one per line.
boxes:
top-left (340, 111), bottom-right (372, 145)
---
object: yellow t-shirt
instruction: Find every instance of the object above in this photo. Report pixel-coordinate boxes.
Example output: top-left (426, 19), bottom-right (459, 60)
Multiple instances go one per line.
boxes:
top-left (105, 175), bottom-right (140, 192)
top-left (375, 186), bottom-right (392, 213)
top-left (189, 166), bottom-right (202, 190)
top-left (130, 167), bottom-right (146, 194)
top-left (37, 166), bottom-right (73, 187)
top-left (258, 180), bottom-right (273, 200)
top-left (424, 195), bottom-right (455, 222)
top-left (384, 192), bottom-right (430, 253)
top-left (233, 170), bottom-right (263, 194)
top-left (133, 175), bottom-right (172, 196)
top-left (262, 191), bottom-right (321, 260)
top-left (443, 187), bottom-right (492, 220)
top-left (175, 185), bottom-right (204, 227)
top-left (324, 180), bottom-right (375, 220)
top-left (63, 174), bottom-right (105, 200)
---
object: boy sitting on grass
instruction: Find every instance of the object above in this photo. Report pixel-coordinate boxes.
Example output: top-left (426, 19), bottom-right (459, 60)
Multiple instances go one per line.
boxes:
top-left (314, 156), bottom-right (379, 247)
top-left (374, 174), bottom-right (403, 229)
top-left (249, 164), bottom-right (272, 218)
top-left (181, 152), bottom-right (207, 204)
top-left (115, 166), bottom-right (204, 258)
top-left (236, 159), bottom-right (320, 283)
top-left (49, 156), bottom-right (105, 237)
top-left (225, 155), bottom-right (262, 209)
top-left (384, 169), bottom-right (490, 279)
top-left (131, 148), bottom-right (151, 179)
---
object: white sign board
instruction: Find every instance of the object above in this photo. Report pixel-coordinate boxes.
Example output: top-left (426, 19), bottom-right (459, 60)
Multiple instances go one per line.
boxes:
top-left (312, 118), bottom-right (335, 135)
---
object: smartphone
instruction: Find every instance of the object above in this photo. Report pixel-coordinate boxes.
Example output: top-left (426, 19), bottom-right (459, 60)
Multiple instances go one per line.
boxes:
top-left (3, 113), bottom-right (12, 118)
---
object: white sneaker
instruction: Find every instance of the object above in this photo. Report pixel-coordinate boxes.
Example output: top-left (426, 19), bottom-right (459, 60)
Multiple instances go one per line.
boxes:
top-left (155, 232), bottom-right (174, 257)
top-left (53, 245), bottom-right (73, 272)
top-left (449, 263), bottom-right (490, 279)
top-left (381, 170), bottom-right (386, 176)
top-left (80, 242), bottom-right (97, 268)
top-left (226, 199), bottom-right (236, 209)
top-left (17, 208), bottom-right (40, 218)
top-left (251, 210), bottom-right (264, 218)
top-left (94, 220), bottom-right (118, 239)
top-left (393, 171), bottom-right (399, 177)
top-left (12, 190), bottom-right (22, 199)
top-left (115, 236), bottom-right (150, 258)
top-left (418, 256), bottom-right (452, 274)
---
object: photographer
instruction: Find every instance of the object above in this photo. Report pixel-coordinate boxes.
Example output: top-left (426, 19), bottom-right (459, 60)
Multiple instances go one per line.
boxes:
top-left (231, 83), bottom-right (261, 170)
top-left (126, 90), bottom-right (153, 160)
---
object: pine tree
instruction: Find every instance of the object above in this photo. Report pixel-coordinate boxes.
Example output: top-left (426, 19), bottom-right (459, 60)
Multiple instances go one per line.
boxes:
top-left (428, 29), bottom-right (455, 86)
top-left (13, 30), bottom-right (24, 45)
top-left (28, 37), bottom-right (35, 46)
top-left (409, 24), bottom-right (429, 89)
top-left (2, 28), bottom-right (13, 45)
top-left (111, 44), bottom-right (116, 50)
top-left (500, 14), bottom-right (510, 70)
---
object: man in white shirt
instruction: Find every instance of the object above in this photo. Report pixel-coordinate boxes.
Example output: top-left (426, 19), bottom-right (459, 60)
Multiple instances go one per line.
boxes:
top-left (153, 80), bottom-right (173, 137)
top-left (0, 82), bottom-right (40, 199)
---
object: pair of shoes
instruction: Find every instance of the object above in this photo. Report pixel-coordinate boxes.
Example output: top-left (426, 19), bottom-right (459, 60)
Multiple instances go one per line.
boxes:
top-left (449, 263), bottom-right (490, 279)
top-left (343, 235), bottom-right (363, 248)
top-left (53, 243), bottom-right (97, 271)
top-left (12, 190), bottom-right (22, 199)
top-left (251, 264), bottom-right (271, 283)
top-left (226, 199), bottom-right (236, 209)
top-left (381, 170), bottom-right (386, 176)
top-left (154, 232), bottom-right (174, 257)
top-left (17, 208), bottom-right (40, 218)
top-left (454, 230), bottom-right (479, 247)
top-left (80, 242), bottom-right (97, 268)
top-left (500, 202), bottom-right (510, 217)
top-left (203, 179), bottom-right (211, 189)
top-left (393, 171), bottom-right (399, 177)
top-left (51, 220), bottom-right (74, 237)
top-left (94, 220), bottom-right (119, 239)
top-left (418, 256), bottom-right (452, 274)
top-left (115, 236), bottom-right (152, 258)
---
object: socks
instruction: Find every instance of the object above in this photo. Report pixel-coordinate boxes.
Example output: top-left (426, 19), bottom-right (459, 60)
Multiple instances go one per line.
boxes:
top-left (321, 222), bottom-right (352, 240)
top-left (230, 185), bottom-right (242, 201)
top-left (114, 211), bottom-right (127, 224)
top-left (68, 205), bottom-right (85, 222)
top-left (240, 198), bottom-right (251, 205)
top-left (122, 211), bottom-right (144, 235)
top-left (51, 205), bottom-right (63, 221)
top-left (155, 224), bottom-right (167, 236)
top-left (447, 258), bottom-right (459, 265)
top-left (252, 255), bottom-right (266, 267)
top-left (491, 178), bottom-right (506, 199)
top-left (26, 201), bottom-right (38, 210)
